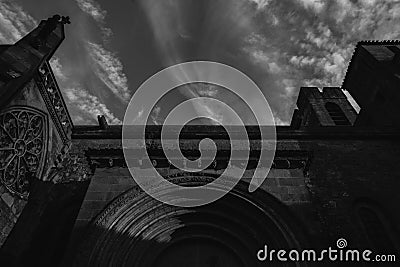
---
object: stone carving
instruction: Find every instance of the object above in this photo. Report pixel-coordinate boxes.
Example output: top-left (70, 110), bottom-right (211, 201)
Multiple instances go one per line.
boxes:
top-left (33, 15), bottom-right (70, 49)
top-left (45, 149), bottom-right (93, 184)
top-left (0, 107), bottom-right (48, 199)
top-left (37, 61), bottom-right (73, 143)
top-left (32, 144), bottom-right (97, 185)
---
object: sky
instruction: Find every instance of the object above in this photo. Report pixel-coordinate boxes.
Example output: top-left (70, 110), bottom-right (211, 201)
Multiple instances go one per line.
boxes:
top-left (0, 0), bottom-right (400, 125)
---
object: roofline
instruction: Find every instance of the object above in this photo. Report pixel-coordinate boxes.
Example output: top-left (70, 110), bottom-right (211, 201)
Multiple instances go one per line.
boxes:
top-left (342, 40), bottom-right (400, 89)
top-left (357, 40), bottom-right (400, 45)
top-left (72, 125), bottom-right (400, 140)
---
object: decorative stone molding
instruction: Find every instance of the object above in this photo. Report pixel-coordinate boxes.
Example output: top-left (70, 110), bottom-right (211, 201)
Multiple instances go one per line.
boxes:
top-left (76, 174), bottom-right (309, 267)
top-left (45, 150), bottom-right (93, 184)
top-left (0, 106), bottom-right (48, 199)
top-left (83, 147), bottom-right (312, 172)
top-left (36, 61), bottom-right (73, 144)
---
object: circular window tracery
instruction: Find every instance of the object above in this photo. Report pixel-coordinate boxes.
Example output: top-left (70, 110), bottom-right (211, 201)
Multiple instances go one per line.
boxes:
top-left (0, 107), bottom-right (48, 199)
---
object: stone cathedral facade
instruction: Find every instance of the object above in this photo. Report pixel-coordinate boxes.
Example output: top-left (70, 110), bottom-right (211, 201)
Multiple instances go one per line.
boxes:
top-left (0, 16), bottom-right (399, 266)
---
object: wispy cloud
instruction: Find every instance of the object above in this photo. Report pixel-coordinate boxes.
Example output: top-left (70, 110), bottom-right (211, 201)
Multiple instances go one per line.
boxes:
top-left (150, 106), bottom-right (161, 125)
top-left (139, 0), bottom-right (185, 65)
top-left (248, 0), bottom-right (272, 10)
top-left (238, 0), bottom-right (400, 124)
top-left (76, 0), bottom-right (106, 22)
top-left (179, 83), bottom-right (234, 125)
top-left (139, 0), bottom-right (262, 125)
top-left (296, 0), bottom-right (325, 13)
top-left (2, 0), bottom-right (399, 127)
top-left (65, 86), bottom-right (121, 124)
top-left (244, 48), bottom-right (283, 75)
top-left (191, 83), bottom-right (219, 98)
top-left (129, 107), bottom-right (144, 124)
top-left (86, 41), bottom-right (131, 103)
top-left (48, 49), bottom-right (122, 125)
top-left (0, 0), bottom-right (125, 125)
top-left (49, 57), bottom-right (67, 82)
top-left (0, 1), bottom-right (36, 44)
top-left (75, 0), bottom-right (112, 40)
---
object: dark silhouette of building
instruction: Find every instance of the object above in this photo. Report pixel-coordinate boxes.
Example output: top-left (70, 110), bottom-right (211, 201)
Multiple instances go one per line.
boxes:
top-left (0, 16), bottom-right (399, 267)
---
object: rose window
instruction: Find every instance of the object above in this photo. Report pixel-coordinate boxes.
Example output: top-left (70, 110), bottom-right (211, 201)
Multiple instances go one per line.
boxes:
top-left (0, 107), bottom-right (47, 199)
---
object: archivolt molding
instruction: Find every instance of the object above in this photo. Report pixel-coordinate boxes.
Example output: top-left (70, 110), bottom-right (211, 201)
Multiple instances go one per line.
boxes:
top-left (77, 175), bottom-right (310, 267)
top-left (93, 174), bottom-right (219, 229)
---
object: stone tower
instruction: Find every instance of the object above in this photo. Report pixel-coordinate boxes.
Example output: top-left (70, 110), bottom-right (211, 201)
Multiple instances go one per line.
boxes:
top-left (291, 87), bottom-right (358, 128)
top-left (342, 40), bottom-right (400, 127)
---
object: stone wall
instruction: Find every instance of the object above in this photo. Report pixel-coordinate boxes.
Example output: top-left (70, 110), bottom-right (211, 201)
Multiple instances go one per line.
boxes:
top-left (68, 136), bottom-right (400, 258)
top-left (0, 186), bottom-right (26, 246)
top-left (305, 139), bottom-right (400, 251)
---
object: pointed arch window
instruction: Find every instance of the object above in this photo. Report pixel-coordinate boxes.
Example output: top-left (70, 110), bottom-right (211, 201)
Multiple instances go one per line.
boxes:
top-left (325, 102), bottom-right (351, 126)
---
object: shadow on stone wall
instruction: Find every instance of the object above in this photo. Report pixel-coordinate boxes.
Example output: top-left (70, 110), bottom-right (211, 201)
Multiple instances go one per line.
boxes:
top-left (66, 178), bottom-right (313, 267)
top-left (0, 178), bottom-right (89, 267)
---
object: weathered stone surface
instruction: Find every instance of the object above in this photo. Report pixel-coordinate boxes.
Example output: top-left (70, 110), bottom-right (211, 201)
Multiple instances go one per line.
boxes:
top-left (1, 193), bottom-right (13, 207)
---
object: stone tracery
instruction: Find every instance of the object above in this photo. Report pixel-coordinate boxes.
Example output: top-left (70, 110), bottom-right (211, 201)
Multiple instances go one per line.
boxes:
top-left (37, 61), bottom-right (72, 142)
top-left (0, 107), bottom-right (48, 199)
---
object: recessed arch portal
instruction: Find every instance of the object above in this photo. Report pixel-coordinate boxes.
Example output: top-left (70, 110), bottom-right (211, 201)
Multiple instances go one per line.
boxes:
top-left (75, 174), bottom-right (309, 267)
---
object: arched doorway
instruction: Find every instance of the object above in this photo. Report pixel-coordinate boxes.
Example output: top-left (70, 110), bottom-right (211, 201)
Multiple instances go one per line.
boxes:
top-left (75, 174), bottom-right (309, 266)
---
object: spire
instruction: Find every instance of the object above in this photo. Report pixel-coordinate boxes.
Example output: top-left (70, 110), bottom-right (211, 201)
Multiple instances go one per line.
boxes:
top-left (17, 15), bottom-right (70, 57)
top-left (0, 15), bottom-right (70, 107)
